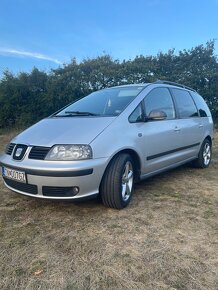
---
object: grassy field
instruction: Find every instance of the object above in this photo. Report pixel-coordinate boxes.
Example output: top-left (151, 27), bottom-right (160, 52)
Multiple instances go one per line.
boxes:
top-left (0, 131), bottom-right (218, 290)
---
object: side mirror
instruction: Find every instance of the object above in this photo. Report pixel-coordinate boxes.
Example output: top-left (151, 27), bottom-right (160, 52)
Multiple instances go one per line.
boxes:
top-left (146, 110), bottom-right (167, 121)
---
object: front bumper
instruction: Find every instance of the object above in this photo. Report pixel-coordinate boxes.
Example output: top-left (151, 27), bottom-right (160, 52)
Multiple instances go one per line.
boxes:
top-left (0, 153), bottom-right (109, 200)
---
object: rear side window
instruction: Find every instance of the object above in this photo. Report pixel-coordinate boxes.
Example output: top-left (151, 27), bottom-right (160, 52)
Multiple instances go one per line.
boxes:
top-left (190, 92), bottom-right (211, 117)
top-left (172, 89), bottom-right (198, 118)
top-left (144, 88), bottom-right (175, 120)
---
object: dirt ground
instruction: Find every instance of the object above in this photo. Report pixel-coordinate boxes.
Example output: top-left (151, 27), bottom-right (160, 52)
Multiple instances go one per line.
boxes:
top-left (0, 130), bottom-right (217, 290)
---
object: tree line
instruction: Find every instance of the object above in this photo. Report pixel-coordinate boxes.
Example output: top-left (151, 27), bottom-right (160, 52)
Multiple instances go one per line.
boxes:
top-left (0, 40), bottom-right (217, 129)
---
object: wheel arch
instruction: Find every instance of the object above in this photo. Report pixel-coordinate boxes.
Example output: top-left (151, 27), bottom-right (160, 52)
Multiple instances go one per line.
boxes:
top-left (100, 149), bottom-right (141, 185)
top-left (205, 135), bottom-right (212, 145)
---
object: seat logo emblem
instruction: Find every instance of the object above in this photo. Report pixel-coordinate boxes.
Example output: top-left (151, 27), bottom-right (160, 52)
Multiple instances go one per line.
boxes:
top-left (15, 148), bottom-right (23, 157)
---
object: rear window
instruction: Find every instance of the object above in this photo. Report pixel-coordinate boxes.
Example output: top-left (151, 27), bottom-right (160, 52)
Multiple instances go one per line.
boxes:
top-left (191, 92), bottom-right (211, 117)
top-left (172, 89), bottom-right (198, 118)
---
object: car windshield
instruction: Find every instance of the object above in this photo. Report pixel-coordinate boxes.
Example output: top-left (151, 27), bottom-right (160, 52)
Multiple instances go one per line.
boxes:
top-left (55, 86), bottom-right (145, 117)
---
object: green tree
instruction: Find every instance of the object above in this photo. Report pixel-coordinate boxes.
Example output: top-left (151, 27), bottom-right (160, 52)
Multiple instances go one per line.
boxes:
top-left (0, 41), bottom-right (217, 129)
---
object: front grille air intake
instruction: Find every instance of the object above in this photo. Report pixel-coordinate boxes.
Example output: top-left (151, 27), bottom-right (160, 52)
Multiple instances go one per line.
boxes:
top-left (29, 146), bottom-right (50, 160)
top-left (5, 143), bottom-right (16, 155)
top-left (42, 186), bottom-right (78, 197)
top-left (4, 178), bottom-right (38, 195)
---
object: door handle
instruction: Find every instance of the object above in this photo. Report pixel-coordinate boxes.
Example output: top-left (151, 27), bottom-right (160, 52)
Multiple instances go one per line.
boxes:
top-left (174, 127), bottom-right (181, 132)
top-left (199, 124), bottom-right (203, 128)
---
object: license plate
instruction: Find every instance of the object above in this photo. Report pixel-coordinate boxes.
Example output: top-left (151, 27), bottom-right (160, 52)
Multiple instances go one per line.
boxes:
top-left (2, 167), bottom-right (26, 183)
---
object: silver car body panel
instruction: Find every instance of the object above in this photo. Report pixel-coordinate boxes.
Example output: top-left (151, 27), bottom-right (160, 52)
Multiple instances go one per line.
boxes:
top-left (0, 83), bottom-right (214, 200)
top-left (12, 116), bottom-right (116, 147)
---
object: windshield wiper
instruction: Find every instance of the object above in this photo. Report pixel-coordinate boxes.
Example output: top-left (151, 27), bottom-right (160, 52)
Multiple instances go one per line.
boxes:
top-left (65, 111), bottom-right (100, 116)
top-left (54, 111), bottom-right (100, 117)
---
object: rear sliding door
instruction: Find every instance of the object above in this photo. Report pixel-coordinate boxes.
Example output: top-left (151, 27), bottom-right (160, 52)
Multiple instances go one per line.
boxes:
top-left (170, 88), bottom-right (202, 160)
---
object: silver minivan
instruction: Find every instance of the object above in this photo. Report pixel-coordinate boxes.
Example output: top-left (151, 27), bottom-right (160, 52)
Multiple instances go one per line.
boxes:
top-left (0, 81), bottom-right (214, 209)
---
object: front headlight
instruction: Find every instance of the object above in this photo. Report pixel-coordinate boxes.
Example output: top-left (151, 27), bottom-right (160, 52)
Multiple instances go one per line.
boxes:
top-left (45, 145), bottom-right (92, 161)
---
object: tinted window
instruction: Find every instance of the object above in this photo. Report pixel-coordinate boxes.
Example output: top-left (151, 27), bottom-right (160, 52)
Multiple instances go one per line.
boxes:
top-left (129, 104), bottom-right (143, 123)
top-left (191, 92), bottom-right (211, 117)
top-left (172, 89), bottom-right (198, 118)
top-left (144, 88), bottom-right (175, 120)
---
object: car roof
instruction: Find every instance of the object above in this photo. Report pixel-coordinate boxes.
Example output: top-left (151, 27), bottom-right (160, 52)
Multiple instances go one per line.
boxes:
top-left (108, 81), bottom-right (196, 92)
top-left (108, 84), bottom-right (148, 89)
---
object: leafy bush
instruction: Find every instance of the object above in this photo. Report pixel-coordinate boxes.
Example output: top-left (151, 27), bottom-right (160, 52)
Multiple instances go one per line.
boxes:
top-left (0, 41), bottom-right (217, 129)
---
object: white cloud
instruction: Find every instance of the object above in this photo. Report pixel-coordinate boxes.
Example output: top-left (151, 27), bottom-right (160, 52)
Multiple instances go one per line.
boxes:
top-left (0, 48), bottom-right (62, 64)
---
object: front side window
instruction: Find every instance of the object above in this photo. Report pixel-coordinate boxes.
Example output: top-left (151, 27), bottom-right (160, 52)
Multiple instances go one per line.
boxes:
top-left (172, 89), bottom-right (198, 118)
top-left (55, 86), bottom-right (145, 117)
top-left (144, 88), bottom-right (175, 120)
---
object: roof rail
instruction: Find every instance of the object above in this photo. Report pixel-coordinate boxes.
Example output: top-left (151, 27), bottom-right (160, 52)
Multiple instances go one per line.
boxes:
top-left (154, 80), bottom-right (196, 92)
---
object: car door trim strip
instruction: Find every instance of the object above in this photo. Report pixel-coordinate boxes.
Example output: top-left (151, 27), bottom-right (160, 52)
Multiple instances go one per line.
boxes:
top-left (147, 142), bottom-right (200, 161)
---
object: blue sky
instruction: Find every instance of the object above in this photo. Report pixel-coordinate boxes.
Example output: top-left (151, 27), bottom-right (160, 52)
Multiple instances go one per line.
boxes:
top-left (0, 0), bottom-right (218, 76)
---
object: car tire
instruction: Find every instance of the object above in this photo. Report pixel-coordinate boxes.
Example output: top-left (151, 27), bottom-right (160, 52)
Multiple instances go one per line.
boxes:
top-left (193, 139), bottom-right (212, 168)
top-left (100, 153), bottom-right (135, 209)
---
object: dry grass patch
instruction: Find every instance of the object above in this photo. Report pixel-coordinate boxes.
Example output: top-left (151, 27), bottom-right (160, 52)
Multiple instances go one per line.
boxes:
top-left (0, 130), bottom-right (218, 290)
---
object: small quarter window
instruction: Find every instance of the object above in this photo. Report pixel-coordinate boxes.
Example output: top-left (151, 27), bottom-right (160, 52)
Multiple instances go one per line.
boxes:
top-left (190, 92), bottom-right (211, 117)
top-left (129, 104), bottom-right (143, 123)
top-left (172, 89), bottom-right (198, 118)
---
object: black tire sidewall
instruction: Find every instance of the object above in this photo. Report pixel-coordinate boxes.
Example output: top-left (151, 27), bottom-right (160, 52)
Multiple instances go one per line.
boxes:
top-left (199, 139), bottom-right (212, 168)
top-left (118, 155), bottom-right (134, 208)
top-left (100, 153), bottom-right (135, 209)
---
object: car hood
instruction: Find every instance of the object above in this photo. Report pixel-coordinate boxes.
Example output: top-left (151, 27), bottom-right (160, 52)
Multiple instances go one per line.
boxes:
top-left (12, 117), bottom-right (115, 147)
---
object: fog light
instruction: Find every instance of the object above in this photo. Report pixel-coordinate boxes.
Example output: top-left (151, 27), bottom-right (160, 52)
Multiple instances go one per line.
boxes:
top-left (72, 186), bottom-right (80, 194)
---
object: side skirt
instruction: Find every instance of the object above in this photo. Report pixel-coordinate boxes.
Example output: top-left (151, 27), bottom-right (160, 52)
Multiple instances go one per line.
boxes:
top-left (139, 156), bottom-right (197, 181)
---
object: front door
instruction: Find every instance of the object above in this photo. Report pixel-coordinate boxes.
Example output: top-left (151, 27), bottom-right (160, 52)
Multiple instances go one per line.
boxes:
top-left (139, 87), bottom-right (183, 174)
